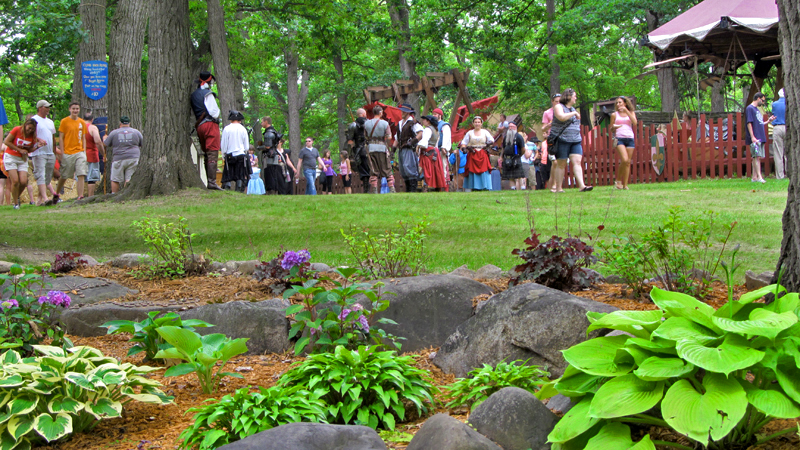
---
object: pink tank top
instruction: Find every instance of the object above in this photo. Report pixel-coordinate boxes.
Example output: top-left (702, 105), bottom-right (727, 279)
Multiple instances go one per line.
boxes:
top-left (615, 112), bottom-right (635, 139)
top-left (339, 160), bottom-right (350, 175)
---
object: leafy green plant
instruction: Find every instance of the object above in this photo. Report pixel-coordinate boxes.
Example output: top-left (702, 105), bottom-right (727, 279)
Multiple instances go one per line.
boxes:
top-left (509, 231), bottom-right (599, 290)
top-left (154, 327), bottom-right (249, 394)
top-left (284, 267), bottom-right (402, 355)
top-left (442, 360), bottom-right (550, 411)
top-left (100, 311), bottom-right (214, 362)
top-left (0, 345), bottom-right (173, 448)
top-left (597, 235), bottom-right (651, 299)
top-left (178, 385), bottom-right (328, 450)
top-left (547, 281), bottom-right (800, 450)
top-left (279, 345), bottom-right (437, 430)
top-left (131, 216), bottom-right (206, 279)
top-left (341, 218), bottom-right (430, 279)
top-left (0, 264), bottom-right (72, 356)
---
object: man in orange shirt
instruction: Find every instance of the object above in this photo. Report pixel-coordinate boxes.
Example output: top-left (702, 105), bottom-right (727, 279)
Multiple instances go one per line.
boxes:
top-left (57, 102), bottom-right (87, 199)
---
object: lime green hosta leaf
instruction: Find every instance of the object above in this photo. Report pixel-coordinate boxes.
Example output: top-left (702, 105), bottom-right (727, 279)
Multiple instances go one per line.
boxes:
top-left (626, 337), bottom-right (677, 355)
top-left (676, 334), bottom-right (764, 375)
top-left (554, 365), bottom-right (607, 396)
top-left (738, 381), bottom-right (800, 419)
top-left (634, 356), bottom-right (695, 381)
top-left (651, 317), bottom-right (718, 345)
top-left (650, 287), bottom-right (720, 333)
top-left (64, 373), bottom-right (98, 392)
top-left (589, 374), bottom-right (664, 419)
top-left (219, 338), bottom-right (249, 362)
top-left (33, 413), bottom-right (72, 442)
top-left (584, 422), bottom-right (656, 450)
top-left (0, 393), bottom-right (10, 409)
top-left (155, 327), bottom-right (202, 356)
top-left (587, 310), bottom-right (663, 339)
top-left (712, 308), bottom-right (797, 340)
top-left (738, 284), bottom-right (786, 305)
top-left (7, 396), bottom-right (37, 416)
top-left (774, 359), bottom-right (800, 404)
top-left (766, 292), bottom-right (799, 315)
top-left (47, 397), bottom-right (83, 414)
top-left (562, 335), bottom-right (633, 377)
top-left (548, 396), bottom-right (602, 444)
top-left (163, 363), bottom-right (197, 377)
top-left (153, 347), bottom-right (183, 360)
top-left (6, 415), bottom-right (34, 440)
top-left (662, 373), bottom-right (747, 447)
top-left (0, 376), bottom-right (24, 389)
top-left (84, 398), bottom-right (122, 419)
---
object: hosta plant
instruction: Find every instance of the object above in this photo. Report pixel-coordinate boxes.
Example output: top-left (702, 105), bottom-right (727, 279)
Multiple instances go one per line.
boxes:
top-left (178, 385), bottom-right (328, 450)
top-left (547, 283), bottom-right (800, 450)
top-left (278, 345), bottom-right (437, 430)
top-left (442, 359), bottom-right (550, 411)
top-left (154, 327), bottom-right (249, 394)
top-left (0, 345), bottom-right (172, 448)
top-left (101, 311), bottom-right (214, 361)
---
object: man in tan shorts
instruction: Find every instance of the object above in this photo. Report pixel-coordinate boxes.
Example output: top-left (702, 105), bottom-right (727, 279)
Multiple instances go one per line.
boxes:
top-left (57, 102), bottom-right (87, 199)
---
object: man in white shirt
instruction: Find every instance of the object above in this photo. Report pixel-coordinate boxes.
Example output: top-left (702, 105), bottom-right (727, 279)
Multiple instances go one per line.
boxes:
top-left (432, 108), bottom-right (451, 191)
top-left (394, 103), bottom-right (423, 192)
top-left (30, 100), bottom-right (60, 205)
top-left (220, 110), bottom-right (250, 193)
top-left (191, 71), bottom-right (223, 190)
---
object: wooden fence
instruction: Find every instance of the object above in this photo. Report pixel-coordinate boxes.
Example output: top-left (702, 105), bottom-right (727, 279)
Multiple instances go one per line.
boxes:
top-left (578, 112), bottom-right (776, 187)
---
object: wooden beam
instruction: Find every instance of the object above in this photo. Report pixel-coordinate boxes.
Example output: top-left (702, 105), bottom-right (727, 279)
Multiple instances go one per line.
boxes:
top-left (452, 68), bottom-right (474, 116)
top-left (396, 80), bottom-right (414, 86)
top-left (391, 83), bottom-right (402, 104)
top-left (363, 89), bottom-right (373, 104)
top-left (422, 77), bottom-right (437, 115)
top-left (426, 72), bottom-right (446, 78)
top-left (448, 69), bottom-right (471, 126)
top-left (364, 72), bottom-right (460, 103)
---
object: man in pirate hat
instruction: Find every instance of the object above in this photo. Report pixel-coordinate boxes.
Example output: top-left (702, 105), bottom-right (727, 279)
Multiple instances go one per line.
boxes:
top-left (394, 103), bottom-right (423, 192)
top-left (191, 71), bottom-right (223, 190)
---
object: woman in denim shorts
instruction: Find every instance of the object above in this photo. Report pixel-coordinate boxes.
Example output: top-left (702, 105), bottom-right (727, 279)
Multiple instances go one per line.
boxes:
top-left (550, 88), bottom-right (592, 192)
top-left (611, 96), bottom-right (637, 190)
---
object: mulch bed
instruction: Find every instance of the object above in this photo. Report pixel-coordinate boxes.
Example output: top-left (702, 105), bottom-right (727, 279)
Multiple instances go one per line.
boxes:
top-left (45, 268), bottom-right (797, 450)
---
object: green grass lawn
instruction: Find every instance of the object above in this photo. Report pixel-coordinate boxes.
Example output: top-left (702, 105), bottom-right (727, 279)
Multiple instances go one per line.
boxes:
top-left (0, 178), bottom-right (787, 281)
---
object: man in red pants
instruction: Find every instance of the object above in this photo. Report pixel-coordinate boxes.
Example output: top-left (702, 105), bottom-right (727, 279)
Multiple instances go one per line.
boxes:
top-left (191, 71), bottom-right (223, 190)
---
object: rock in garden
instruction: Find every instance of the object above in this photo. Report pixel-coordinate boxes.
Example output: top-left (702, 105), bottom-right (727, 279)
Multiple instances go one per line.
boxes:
top-left (545, 394), bottom-right (574, 414)
top-left (180, 299), bottom-right (290, 354)
top-left (432, 283), bottom-right (617, 378)
top-left (358, 275), bottom-right (493, 352)
top-left (468, 387), bottom-right (557, 450)
top-left (584, 268), bottom-right (605, 283)
top-left (310, 262), bottom-right (332, 273)
top-left (50, 275), bottom-right (136, 306)
top-left (80, 255), bottom-right (99, 266)
top-left (475, 264), bottom-right (504, 280)
top-left (216, 422), bottom-right (387, 450)
top-left (449, 264), bottom-right (477, 279)
top-left (210, 261), bottom-right (225, 272)
top-left (110, 253), bottom-right (151, 268)
top-left (604, 274), bottom-right (626, 284)
top-left (0, 261), bottom-right (13, 273)
top-left (745, 270), bottom-right (774, 290)
top-left (237, 260), bottom-right (259, 275)
top-left (224, 260), bottom-right (240, 272)
top-left (60, 303), bottom-right (184, 337)
top-left (406, 413), bottom-right (501, 450)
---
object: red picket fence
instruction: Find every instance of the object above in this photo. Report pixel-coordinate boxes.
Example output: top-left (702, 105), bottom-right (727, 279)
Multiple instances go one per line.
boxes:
top-left (576, 113), bottom-right (775, 187)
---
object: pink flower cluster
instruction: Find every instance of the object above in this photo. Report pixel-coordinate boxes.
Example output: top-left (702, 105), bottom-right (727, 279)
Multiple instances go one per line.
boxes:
top-left (38, 290), bottom-right (72, 308)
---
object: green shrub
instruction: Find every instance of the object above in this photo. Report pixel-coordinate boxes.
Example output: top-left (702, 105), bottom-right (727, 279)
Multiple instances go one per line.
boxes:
top-left (154, 327), bottom-right (248, 394)
top-left (131, 216), bottom-right (206, 279)
top-left (0, 345), bottom-right (172, 447)
top-left (597, 236), bottom-right (650, 298)
top-left (100, 311), bottom-right (214, 361)
top-left (341, 218), bottom-right (430, 279)
top-left (178, 385), bottom-right (328, 450)
top-left (442, 360), bottom-right (550, 411)
top-left (284, 267), bottom-right (402, 355)
top-left (279, 345), bottom-right (437, 430)
top-left (547, 283), bottom-right (800, 450)
top-left (0, 264), bottom-right (72, 356)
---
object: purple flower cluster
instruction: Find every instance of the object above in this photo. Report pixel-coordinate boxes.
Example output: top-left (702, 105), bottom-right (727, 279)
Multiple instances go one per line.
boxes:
top-left (38, 291), bottom-right (72, 308)
top-left (338, 306), bottom-right (369, 332)
top-left (281, 250), bottom-right (311, 270)
top-left (1, 299), bottom-right (19, 310)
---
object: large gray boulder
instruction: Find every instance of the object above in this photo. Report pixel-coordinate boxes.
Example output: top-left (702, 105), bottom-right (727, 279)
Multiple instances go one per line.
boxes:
top-left (406, 414), bottom-right (502, 450)
top-left (359, 275), bottom-right (492, 352)
top-left (181, 300), bottom-right (290, 354)
top-left (449, 265), bottom-right (477, 279)
top-left (0, 261), bottom-right (13, 273)
top-left (60, 304), bottom-right (184, 337)
top-left (217, 422), bottom-right (387, 450)
top-left (433, 283), bottom-right (617, 378)
top-left (50, 275), bottom-right (137, 306)
top-left (468, 387), bottom-right (557, 450)
top-left (745, 270), bottom-right (773, 290)
top-left (110, 253), bottom-right (151, 268)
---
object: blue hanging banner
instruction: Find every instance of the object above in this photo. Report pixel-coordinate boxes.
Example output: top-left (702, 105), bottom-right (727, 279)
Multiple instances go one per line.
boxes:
top-left (81, 60), bottom-right (108, 100)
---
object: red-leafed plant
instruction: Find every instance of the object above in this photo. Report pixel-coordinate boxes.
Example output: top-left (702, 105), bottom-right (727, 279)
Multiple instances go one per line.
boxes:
top-left (509, 231), bottom-right (599, 290)
top-left (51, 251), bottom-right (88, 274)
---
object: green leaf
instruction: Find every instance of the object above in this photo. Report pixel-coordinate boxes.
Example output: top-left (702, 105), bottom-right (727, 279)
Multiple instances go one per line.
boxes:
top-left (33, 413), bottom-right (72, 442)
top-left (200, 429), bottom-right (227, 449)
top-left (31, 345), bottom-right (66, 357)
top-left (739, 381), bottom-right (800, 419)
top-left (294, 337), bottom-right (310, 355)
top-left (6, 415), bottom-right (34, 441)
top-left (163, 363), bottom-right (197, 377)
top-left (650, 287), bottom-right (720, 333)
top-left (64, 373), bottom-right (97, 392)
top-left (547, 396), bottom-right (601, 444)
top-left (218, 338), bottom-right (249, 362)
top-left (84, 398), bottom-right (122, 419)
top-left (712, 308), bottom-right (797, 341)
top-left (47, 397), bottom-right (83, 414)
top-left (589, 374), bottom-right (664, 419)
top-left (285, 304), bottom-right (304, 315)
top-left (561, 335), bottom-right (633, 377)
top-left (7, 397), bottom-right (37, 416)
top-left (153, 347), bottom-right (183, 360)
top-left (661, 373), bottom-right (747, 447)
top-left (633, 357), bottom-right (694, 381)
top-left (584, 422), bottom-right (636, 450)
top-left (738, 284), bottom-right (786, 304)
top-left (156, 327), bottom-right (202, 356)
top-left (629, 435), bottom-right (656, 450)
top-left (587, 310), bottom-right (663, 339)
top-left (0, 376), bottom-right (24, 388)
top-left (676, 334), bottom-right (764, 375)
top-left (555, 365), bottom-right (607, 396)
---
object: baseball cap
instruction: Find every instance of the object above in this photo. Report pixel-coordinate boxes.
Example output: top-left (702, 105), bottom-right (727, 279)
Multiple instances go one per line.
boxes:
top-left (120, 116), bottom-right (131, 124)
top-left (37, 100), bottom-right (52, 108)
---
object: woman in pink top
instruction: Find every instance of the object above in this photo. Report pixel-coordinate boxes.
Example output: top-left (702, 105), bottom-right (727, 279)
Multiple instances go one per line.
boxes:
top-left (610, 96), bottom-right (637, 190)
top-left (339, 150), bottom-right (352, 194)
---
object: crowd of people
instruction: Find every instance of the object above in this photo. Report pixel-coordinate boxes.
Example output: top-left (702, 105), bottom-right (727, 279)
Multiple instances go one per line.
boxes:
top-left (0, 98), bottom-right (143, 208)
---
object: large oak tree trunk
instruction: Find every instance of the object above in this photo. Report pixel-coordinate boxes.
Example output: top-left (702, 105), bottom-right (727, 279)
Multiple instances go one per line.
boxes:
top-left (333, 51), bottom-right (348, 155)
top-left (285, 38), bottom-right (302, 166)
top-left (116, 0), bottom-right (203, 200)
top-left (647, 11), bottom-right (681, 113)
top-left (388, 0), bottom-right (419, 111)
top-left (546, 0), bottom-right (560, 95)
top-left (206, 0), bottom-right (240, 126)
top-left (774, 0), bottom-right (800, 290)
top-left (72, 0), bottom-right (108, 116)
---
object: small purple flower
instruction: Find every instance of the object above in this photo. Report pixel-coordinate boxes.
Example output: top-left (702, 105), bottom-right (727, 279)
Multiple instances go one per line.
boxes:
top-left (38, 291), bottom-right (72, 308)
top-left (281, 250), bottom-right (312, 270)
top-left (338, 308), bottom-right (352, 321)
top-left (351, 303), bottom-right (363, 311)
top-left (358, 316), bottom-right (370, 332)
top-left (1, 299), bottom-right (19, 310)
top-left (309, 326), bottom-right (321, 335)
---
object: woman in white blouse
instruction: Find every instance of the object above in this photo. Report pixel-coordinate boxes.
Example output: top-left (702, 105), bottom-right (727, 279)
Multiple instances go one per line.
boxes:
top-left (459, 116), bottom-right (494, 191)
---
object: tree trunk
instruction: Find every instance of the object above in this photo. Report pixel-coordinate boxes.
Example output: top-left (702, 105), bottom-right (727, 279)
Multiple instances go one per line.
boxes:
top-left (285, 36), bottom-right (302, 166)
top-left (116, 0), bottom-right (203, 200)
top-left (546, 0), bottom-right (560, 95)
top-left (333, 50), bottom-right (348, 155)
top-left (710, 71), bottom-right (726, 113)
top-left (387, 0), bottom-right (419, 111)
top-left (774, 0), bottom-right (800, 291)
top-left (647, 11), bottom-right (681, 113)
top-left (72, 0), bottom-right (108, 116)
top-left (206, 0), bottom-right (238, 126)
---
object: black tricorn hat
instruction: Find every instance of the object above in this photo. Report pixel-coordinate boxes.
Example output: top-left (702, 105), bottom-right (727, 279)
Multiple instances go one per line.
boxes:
top-left (199, 71), bottom-right (216, 83)
top-left (399, 103), bottom-right (415, 113)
